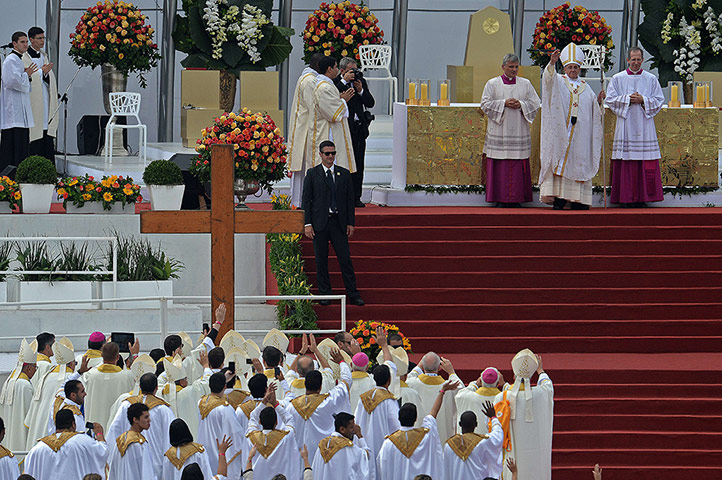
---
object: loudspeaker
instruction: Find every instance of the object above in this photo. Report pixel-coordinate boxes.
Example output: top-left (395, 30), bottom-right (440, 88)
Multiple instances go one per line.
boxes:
top-left (76, 115), bottom-right (128, 155)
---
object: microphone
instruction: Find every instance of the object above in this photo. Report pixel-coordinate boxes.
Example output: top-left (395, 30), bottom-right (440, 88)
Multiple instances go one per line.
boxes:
top-left (1, 43), bottom-right (12, 49)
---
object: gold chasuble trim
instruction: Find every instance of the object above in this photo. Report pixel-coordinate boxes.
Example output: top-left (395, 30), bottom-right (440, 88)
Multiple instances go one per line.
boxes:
top-left (318, 435), bottom-right (353, 463)
top-left (226, 390), bottom-right (250, 409)
top-left (359, 388), bottom-right (396, 414)
top-left (116, 431), bottom-right (147, 457)
top-left (475, 387), bottom-right (501, 396)
top-left (417, 374), bottom-right (445, 385)
top-left (199, 395), bottom-right (230, 419)
top-left (240, 400), bottom-right (262, 419)
top-left (291, 394), bottom-right (329, 420)
top-left (264, 369), bottom-right (276, 379)
top-left (386, 428), bottom-right (429, 459)
top-left (446, 433), bottom-right (488, 461)
top-left (163, 384), bottom-right (183, 395)
top-left (52, 396), bottom-right (64, 418)
top-left (39, 432), bottom-right (80, 452)
top-left (291, 378), bottom-right (306, 389)
top-left (0, 445), bottom-right (14, 459)
top-left (37, 354), bottom-right (51, 363)
top-left (127, 394), bottom-right (170, 410)
top-left (97, 364), bottom-right (123, 373)
top-left (84, 349), bottom-right (103, 359)
top-left (164, 442), bottom-right (205, 470)
top-left (247, 430), bottom-right (289, 458)
top-left (351, 371), bottom-right (369, 380)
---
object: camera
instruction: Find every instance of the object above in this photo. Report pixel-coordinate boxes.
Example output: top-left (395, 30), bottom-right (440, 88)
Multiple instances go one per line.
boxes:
top-left (351, 68), bottom-right (364, 80)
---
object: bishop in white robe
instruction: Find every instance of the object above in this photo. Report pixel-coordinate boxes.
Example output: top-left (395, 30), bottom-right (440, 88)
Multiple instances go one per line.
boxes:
top-left (480, 53), bottom-right (540, 206)
top-left (162, 418), bottom-right (215, 480)
top-left (454, 367), bottom-right (503, 435)
top-left (605, 47), bottom-right (665, 206)
top-left (83, 343), bottom-right (136, 431)
top-left (312, 412), bottom-right (373, 480)
top-left (443, 407), bottom-right (504, 479)
top-left (0, 338), bottom-right (36, 451)
top-left (106, 402), bottom-right (155, 480)
top-left (540, 44), bottom-right (603, 209)
top-left (348, 353), bottom-right (376, 413)
top-left (244, 401), bottom-right (301, 480)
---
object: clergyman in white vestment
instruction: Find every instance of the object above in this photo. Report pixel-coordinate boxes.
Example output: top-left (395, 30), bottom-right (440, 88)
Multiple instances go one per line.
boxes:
top-left (23, 27), bottom-right (58, 160)
top-left (0, 337), bottom-right (36, 451)
top-left (162, 418), bottom-right (215, 480)
top-left (312, 411), bottom-right (373, 480)
top-left (244, 400), bottom-right (301, 480)
top-left (454, 366), bottom-right (504, 435)
top-left (444, 405), bottom-right (504, 479)
top-left (0, 419), bottom-right (21, 479)
top-left (106, 402), bottom-right (155, 480)
top-left (83, 342), bottom-right (136, 431)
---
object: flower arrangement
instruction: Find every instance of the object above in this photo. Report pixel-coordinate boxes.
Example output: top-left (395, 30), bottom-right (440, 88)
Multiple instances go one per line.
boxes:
top-left (267, 194), bottom-right (317, 331)
top-left (0, 176), bottom-right (21, 210)
top-left (302, 1), bottom-right (385, 63)
top-left (349, 320), bottom-right (412, 367)
top-left (640, 0), bottom-right (722, 84)
top-left (190, 108), bottom-right (288, 193)
top-left (68, 0), bottom-right (160, 87)
top-left (529, 3), bottom-right (614, 70)
top-left (173, 0), bottom-right (294, 73)
top-left (56, 174), bottom-right (142, 210)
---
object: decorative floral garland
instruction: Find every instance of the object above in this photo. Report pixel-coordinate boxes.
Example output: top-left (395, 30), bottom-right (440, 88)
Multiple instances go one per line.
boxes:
top-left (203, 0), bottom-right (270, 61)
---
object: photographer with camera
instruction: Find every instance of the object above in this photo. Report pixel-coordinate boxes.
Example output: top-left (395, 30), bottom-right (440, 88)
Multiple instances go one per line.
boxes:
top-left (334, 57), bottom-right (375, 207)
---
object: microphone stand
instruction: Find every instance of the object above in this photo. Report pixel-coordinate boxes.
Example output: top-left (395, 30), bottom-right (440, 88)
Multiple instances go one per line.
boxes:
top-left (49, 67), bottom-right (82, 176)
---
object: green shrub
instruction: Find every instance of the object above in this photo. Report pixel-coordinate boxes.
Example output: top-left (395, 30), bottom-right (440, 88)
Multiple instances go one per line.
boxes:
top-left (106, 233), bottom-right (183, 281)
top-left (143, 160), bottom-right (184, 186)
top-left (16, 156), bottom-right (57, 184)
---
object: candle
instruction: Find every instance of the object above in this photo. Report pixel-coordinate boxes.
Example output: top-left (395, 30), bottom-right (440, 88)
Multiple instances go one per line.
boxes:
top-left (420, 83), bottom-right (428, 101)
top-left (440, 82), bottom-right (448, 101)
top-left (705, 84), bottom-right (710, 103)
top-left (671, 84), bottom-right (678, 103)
top-left (697, 85), bottom-right (704, 104)
top-left (408, 82), bottom-right (416, 100)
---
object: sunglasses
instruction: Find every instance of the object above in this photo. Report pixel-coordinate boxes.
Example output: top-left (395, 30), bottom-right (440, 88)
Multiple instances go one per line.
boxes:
top-left (321, 151), bottom-right (336, 156)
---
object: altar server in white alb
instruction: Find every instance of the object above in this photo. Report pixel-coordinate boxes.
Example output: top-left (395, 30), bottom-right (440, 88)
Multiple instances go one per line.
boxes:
top-left (162, 418), bottom-right (215, 480)
top-left (540, 44), bottom-right (603, 210)
top-left (494, 349), bottom-right (554, 480)
top-left (454, 366), bottom-right (504, 435)
top-left (443, 404), bottom-right (504, 480)
top-left (0, 418), bottom-right (21, 479)
top-left (312, 411), bottom-right (374, 480)
top-left (106, 402), bottom-right (155, 479)
top-left (309, 55), bottom-right (356, 174)
top-left (0, 338), bottom-right (36, 451)
top-left (23, 26), bottom-right (58, 161)
top-left (46, 379), bottom-right (86, 435)
top-left (480, 53), bottom-right (541, 207)
top-left (605, 46), bottom-right (665, 207)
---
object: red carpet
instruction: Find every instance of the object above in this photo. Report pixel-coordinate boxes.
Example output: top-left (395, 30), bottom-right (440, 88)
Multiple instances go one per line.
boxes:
top-left (301, 206), bottom-right (722, 480)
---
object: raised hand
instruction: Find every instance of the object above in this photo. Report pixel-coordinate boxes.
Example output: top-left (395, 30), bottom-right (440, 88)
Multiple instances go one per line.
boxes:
top-left (375, 327), bottom-right (388, 348)
top-left (481, 401), bottom-right (496, 418)
top-left (198, 350), bottom-right (209, 369)
top-left (309, 333), bottom-right (318, 353)
top-left (78, 354), bottom-right (91, 374)
top-left (593, 464), bottom-right (602, 480)
top-left (440, 357), bottom-right (455, 375)
top-left (251, 357), bottom-right (264, 374)
top-left (330, 347), bottom-right (345, 364)
top-left (441, 379), bottom-right (460, 393)
top-left (215, 303), bottom-right (227, 324)
top-left (216, 435), bottom-right (232, 454)
top-left (550, 49), bottom-right (561, 65)
top-left (300, 333), bottom-right (309, 355)
top-left (507, 458), bottom-right (518, 474)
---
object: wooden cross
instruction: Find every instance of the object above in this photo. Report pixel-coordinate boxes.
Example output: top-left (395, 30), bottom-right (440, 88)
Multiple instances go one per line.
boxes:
top-left (140, 144), bottom-right (304, 341)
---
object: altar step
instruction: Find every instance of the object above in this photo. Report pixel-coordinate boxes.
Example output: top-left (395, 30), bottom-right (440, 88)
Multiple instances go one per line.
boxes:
top-left (301, 206), bottom-right (722, 480)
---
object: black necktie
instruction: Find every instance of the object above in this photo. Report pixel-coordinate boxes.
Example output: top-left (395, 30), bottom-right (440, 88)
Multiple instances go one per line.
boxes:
top-left (326, 169), bottom-right (337, 213)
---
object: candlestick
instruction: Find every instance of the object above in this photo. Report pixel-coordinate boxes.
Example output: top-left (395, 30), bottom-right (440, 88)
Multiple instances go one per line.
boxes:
top-left (406, 80), bottom-right (417, 105)
top-left (420, 83), bottom-right (428, 101)
top-left (438, 79), bottom-right (450, 106)
top-left (670, 84), bottom-right (678, 103)
top-left (695, 85), bottom-right (706, 108)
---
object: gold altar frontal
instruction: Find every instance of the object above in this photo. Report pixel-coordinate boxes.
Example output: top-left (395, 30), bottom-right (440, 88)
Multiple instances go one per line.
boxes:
top-left (405, 105), bottom-right (719, 187)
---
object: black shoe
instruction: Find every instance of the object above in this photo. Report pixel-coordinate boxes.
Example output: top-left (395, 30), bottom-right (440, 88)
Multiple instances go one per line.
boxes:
top-left (355, 201), bottom-right (365, 208)
top-left (552, 197), bottom-right (566, 210)
top-left (570, 202), bottom-right (589, 210)
top-left (636, 202), bottom-right (649, 208)
top-left (508, 203), bottom-right (522, 208)
top-left (350, 297), bottom-right (365, 306)
top-left (493, 202), bottom-right (503, 208)
top-left (318, 299), bottom-right (331, 306)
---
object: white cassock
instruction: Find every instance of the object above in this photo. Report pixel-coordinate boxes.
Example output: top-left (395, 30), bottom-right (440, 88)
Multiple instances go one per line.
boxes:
top-left (22, 48), bottom-right (58, 140)
top-left (311, 432), bottom-right (373, 480)
top-left (24, 431), bottom-right (108, 480)
top-left (454, 383), bottom-right (501, 435)
top-left (197, 395), bottom-right (246, 479)
top-left (244, 402), bottom-right (301, 480)
top-left (24, 365), bottom-right (75, 449)
top-left (161, 442), bottom-right (215, 480)
top-left (443, 417), bottom-right (504, 480)
top-left (83, 364), bottom-right (136, 430)
top-left (107, 430), bottom-right (155, 480)
top-left (494, 373), bottom-right (554, 480)
top-left (0, 372), bottom-right (33, 451)
top-left (107, 394), bottom-right (176, 478)
top-left (289, 67), bottom-right (319, 207)
top-left (46, 395), bottom-right (85, 435)
top-left (406, 367), bottom-right (461, 442)
top-left (0, 51), bottom-right (33, 129)
top-left (285, 367), bottom-right (336, 399)
top-left (399, 381), bottom-right (423, 427)
top-left (349, 371), bottom-right (377, 413)
top-left (376, 415), bottom-right (443, 480)
top-left (285, 361), bottom-right (352, 459)
top-left (0, 447), bottom-right (20, 479)
top-left (308, 74), bottom-right (356, 173)
top-left (353, 386), bottom-right (400, 462)
top-left (161, 383), bottom-right (205, 438)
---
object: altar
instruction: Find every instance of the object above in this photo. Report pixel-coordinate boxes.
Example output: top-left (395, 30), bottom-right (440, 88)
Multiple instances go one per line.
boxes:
top-left (391, 102), bottom-right (720, 189)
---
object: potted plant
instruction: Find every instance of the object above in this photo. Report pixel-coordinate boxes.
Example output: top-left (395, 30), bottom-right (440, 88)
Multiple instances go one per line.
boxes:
top-left (143, 160), bottom-right (185, 210)
top-left (0, 176), bottom-right (21, 214)
top-left (57, 174), bottom-right (142, 213)
top-left (0, 242), bottom-right (12, 303)
top-left (16, 156), bottom-right (57, 213)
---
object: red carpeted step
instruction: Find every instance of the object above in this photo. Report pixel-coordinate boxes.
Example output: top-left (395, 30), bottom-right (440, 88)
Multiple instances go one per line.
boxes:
top-left (553, 383), bottom-right (722, 397)
top-left (552, 448), bottom-right (722, 466)
top-left (552, 465), bottom-right (722, 480)
top-left (554, 414), bottom-right (722, 432)
top-left (553, 431), bottom-right (722, 449)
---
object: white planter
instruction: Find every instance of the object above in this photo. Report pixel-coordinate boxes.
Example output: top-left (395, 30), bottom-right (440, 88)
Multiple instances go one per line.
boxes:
top-left (65, 202), bottom-right (105, 214)
top-left (148, 185), bottom-right (185, 211)
top-left (18, 281), bottom-right (94, 309)
top-left (0, 282), bottom-right (6, 304)
top-left (19, 184), bottom-right (55, 213)
top-left (100, 280), bottom-right (173, 309)
top-left (107, 202), bottom-right (135, 214)
top-left (0, 203), bottom-right (13, 214)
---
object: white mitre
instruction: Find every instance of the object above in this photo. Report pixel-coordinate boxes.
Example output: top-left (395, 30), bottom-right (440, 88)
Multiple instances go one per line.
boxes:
top-left (263, 328), bottom-right (290, 354)
top-left (376, 347), bottom-right (409, 377)
top-left (220, 330), bottom-right (246, 353)
top-left (241, 339), bottom-right (261, 361)
top-left (0, 338), bottom-right (37, 404)
top-left (163, 355), bottom-right (187, 404)
top-left (317, 338), bottom-right (352, 378)
top-left (560, 42), bottom-right (585, 67)
top-left (52, 339), bottom-right (75, 384)
top-left (225, 347), bottom-right (252, 378)
top-left (131, 354), bottom-right (156, 381)
top-left (178, 332), bottom-right (195, 358)
top-left (510, 348), bottom-right (538, 422)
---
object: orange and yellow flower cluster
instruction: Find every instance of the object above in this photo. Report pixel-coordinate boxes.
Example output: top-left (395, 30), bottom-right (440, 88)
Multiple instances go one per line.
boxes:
top-left (191, 108), bottom-right (288, 193)
top-left (0, 176), bottom-right (21, 210)
top-left (349, 320), bottom-right (412, 366)
top-left (302, 1), bottom-right (384, 63)
top-left (56, 174), bottom-right (142, 211)
top-left (529, 3), bottom-right (614, 70)
top-left (69, 1), bottom-right (160, 86)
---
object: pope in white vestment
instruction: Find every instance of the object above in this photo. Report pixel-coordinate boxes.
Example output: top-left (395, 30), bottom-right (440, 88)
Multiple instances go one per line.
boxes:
top-left (443, 413), bottom-right (504, 479)
top-left (289, 59), bottom-right (321, 207)
top-left (454, 367), bottom-right (503, 435)
top-left (83, 345), bottom-right (136, 431)
top-left (0, 338), bottom-right (36, 451)
top-left (312, 412), bottom-right (373, 480)
top-left (244, 402), bottom-right (301, 480)
top-left (539, 44), bottom-right (603, 209)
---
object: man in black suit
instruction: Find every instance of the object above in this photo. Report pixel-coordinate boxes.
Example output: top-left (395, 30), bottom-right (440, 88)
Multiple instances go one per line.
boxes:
top-left (302, 140), bottom-right (364, 306)
top-left (334, 57), bottom-right (375, 208)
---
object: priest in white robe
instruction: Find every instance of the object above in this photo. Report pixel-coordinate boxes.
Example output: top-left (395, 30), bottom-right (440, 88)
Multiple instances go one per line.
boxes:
top-left (244, 399), bottom-right (301, 480)
top-left (480, 53), bottom-right (540, 207)
top-left (406, 352), bottom-right (462, 442)
top-left (455, 366), bottom-right (504, 435)
top-left (32, 333), bottom-right (55, 390)
top-left (23, 26), bottom-right (58, 161)
top-left (605, 47), bottom-right (665, 207)
top-left (540, 44), bottom-right (603, 210)
top-left (107, 373), bottom-right (176, 478)
top-left (0, 337), bottom-right (36, 451)
top-left (0, 418), bottom-right (20, 479)
top-left (444, 405), bottom-right (504, 479)
top-left (162, 354), bottom-right (212, 438)
top-left (308, 55), bottom-right (356, 174)
top-left (24, 409), bottom-right (108, 480)
top-left (399, 361), bottom-right (423, 427)
top-left (107, 402), bottom-right (155, 479)
top-left (163, 418), bottom-right (215, 480)
top-left (46, 379), bottom-right (86, 435)
top-left (237, 373), bottom-right (268, 435)
top-left (494, 349), bottom-right (554, 480)
top-left (289, 53), bottom-right (323, 207)
top-left (376, 379), bottom-right (458, 480)
top-left (312, 411), bottom-right (373, 480)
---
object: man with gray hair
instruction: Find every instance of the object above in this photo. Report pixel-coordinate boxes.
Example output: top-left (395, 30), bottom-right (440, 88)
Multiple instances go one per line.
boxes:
top-left (480, 53), bottom-right (541, 207)
top-left (405, 352), bottom-right (462, 442)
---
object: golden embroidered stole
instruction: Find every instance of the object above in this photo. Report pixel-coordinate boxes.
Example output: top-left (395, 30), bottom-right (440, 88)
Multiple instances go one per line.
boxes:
top-left (318, 435), bottom-right (353, 463)
top-left (0, 445), bottom-right (14, 459)
top-left (53, 396), bottom-right (82, 418)
top-left (247, 430), bottom-right (290, 458)
top-left (199, 395), bottom-right (230, 420)
top-left (291, 393), bottom-right (329, 420)
top-left (239, 399), bottom-right (262, 419)
top-left (116, 431), bottom-right (147, 457)
top-left (417, 374), bottom-right (444, 385)
top-left (163, 384), bottom-right (183, 395)
top-left (96, 364), bottom-right (122, 373)
top-left (290, 378), bottom-right (306, 390)
top-left (351, 371), bottom-right (369, 380)
top-left (225, 390), bottom-right (250, 409)
top-left (126, 394), bottom-right (170, 410)
top-left (164, 442), bottom-right (205, 470)
top-left (359, 388), bottom-right (395, 414)
top-left (446, 433), bottom-right (488, 461)
top-left (39, 432), bottom-right (79, 452)
top-left (386, 428), bottom-right (429, 459)
top-left (84, 349), bottom-right (102, 359)
top-left (475, 386), bottom-right (501, 397)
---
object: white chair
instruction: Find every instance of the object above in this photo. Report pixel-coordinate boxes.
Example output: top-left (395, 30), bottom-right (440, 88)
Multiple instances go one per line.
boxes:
top-left (358, 44), bottom-right (397, 115)
top-left (104, 92), bottom-right (147, 165)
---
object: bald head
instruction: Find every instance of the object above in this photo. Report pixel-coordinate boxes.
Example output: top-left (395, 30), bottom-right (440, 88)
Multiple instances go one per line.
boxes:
top-left (421, 352), bottom-right (440, 373)
top-left (297, 356), bottom-right (314, 377)
top-left (459, 411), bottom-right (478, 433)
